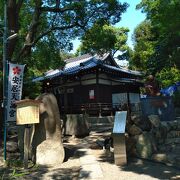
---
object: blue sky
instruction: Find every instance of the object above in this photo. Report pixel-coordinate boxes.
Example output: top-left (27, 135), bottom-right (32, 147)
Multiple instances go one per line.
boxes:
top-left (116, 0), bottom-right (146, 48)
top-left (72, 0), bottom-right (146, 52)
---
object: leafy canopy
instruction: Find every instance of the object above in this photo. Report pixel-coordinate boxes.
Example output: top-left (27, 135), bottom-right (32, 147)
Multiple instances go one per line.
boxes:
top-left (76, 21), bottom-right (129, 56)
top-left (0, 0), bottom-right (128, 98)
top-left (129, 20), bottom-right (157, 71)
top-left (129, 0), bottom-right (180, 97)
top-left (135, 0), bottom-right (180, 73)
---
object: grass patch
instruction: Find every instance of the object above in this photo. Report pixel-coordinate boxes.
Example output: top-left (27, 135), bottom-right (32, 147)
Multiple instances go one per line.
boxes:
top-left (10, 169), bottom-right (30, 178)
top-left (5, 159), bottom-right (24, 169)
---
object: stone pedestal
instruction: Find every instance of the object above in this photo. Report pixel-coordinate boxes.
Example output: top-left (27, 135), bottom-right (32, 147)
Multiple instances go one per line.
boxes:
top-left (63, 114), bottom-right (89, 137)
top-left (36, 139), bottom-right (64, 166)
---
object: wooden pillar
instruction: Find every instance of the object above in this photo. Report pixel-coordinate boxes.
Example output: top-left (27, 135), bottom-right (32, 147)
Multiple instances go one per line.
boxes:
top-left (96, 69), bottom-right (101, 117)
top-left (96, 69), bottom-right (99, 102)
top-left (24, 125), bottom-right (31, 169)
top-left (127, 91), bottom-right (131, 113)
top-left (64, 86), bottom-right (68, 113)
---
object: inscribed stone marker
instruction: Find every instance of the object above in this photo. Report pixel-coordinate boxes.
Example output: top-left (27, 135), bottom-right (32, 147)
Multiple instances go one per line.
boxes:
top-left (113, 111), bottom-right (127, 166)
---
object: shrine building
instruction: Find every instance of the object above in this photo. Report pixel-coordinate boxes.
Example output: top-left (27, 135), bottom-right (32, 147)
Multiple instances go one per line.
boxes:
top-left (33, 53), bottom-right (143, 116)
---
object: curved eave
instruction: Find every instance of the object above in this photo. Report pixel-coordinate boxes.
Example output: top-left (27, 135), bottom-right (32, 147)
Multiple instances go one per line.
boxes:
top-left (32, 58), bottom-right (143, 82)
top-left (102, 64), bottom-right (143, 77)
top-left (32, 70), bottom-right (63, 82)
top-left (117, 78), bottom-right (144, 86)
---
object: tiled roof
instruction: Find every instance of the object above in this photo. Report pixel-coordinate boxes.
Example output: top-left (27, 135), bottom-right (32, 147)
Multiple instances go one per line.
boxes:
top-left (32, 69), bottom-right (63, 82)
top-left (63, 53), bottom-right (112, 69)
top-left (64, 54), bottom-right (92, 64)
top-left (64, 53), bottom-right (110, 64)
top-left (32, 58), bottom-right (98, 82)
top-left (32, 54), bottom-right (142, 82)
top-left (63, 58), bottom-right (99, 76)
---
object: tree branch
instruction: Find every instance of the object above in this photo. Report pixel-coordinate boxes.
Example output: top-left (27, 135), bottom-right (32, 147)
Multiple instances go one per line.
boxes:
top-left (33, 24), bottom-right (78, 45)
top-left (16, 0), bottom-right (43, 60)
top-left (17, 23), bottom-right (79, 59)
top-left (39, 6), bottom-right (75, 13)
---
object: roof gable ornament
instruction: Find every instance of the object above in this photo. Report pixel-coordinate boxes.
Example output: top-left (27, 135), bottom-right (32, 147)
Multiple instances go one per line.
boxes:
top-left (32, 53), bottom-right (142, 82)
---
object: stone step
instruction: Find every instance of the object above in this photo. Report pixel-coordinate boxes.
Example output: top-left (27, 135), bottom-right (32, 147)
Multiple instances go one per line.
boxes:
top-left (90, 123), bottom-right (113, 126)
top-left (90, 125), bottom-right (113, 133)
top-left (165, 137), bottom-right (180, 145)
top-left (87, 116), bottom-right (114, 124)
top-left (175, 117), bottom-right (180, 121)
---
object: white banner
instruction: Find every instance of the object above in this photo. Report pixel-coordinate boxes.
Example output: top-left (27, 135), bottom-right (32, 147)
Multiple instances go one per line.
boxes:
top-left (7, 63), bottom-right (25, 122)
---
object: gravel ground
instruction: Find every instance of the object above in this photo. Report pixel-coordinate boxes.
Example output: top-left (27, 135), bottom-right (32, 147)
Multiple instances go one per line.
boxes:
top-left (0, 128), bottom-right (180, 180)
top-left (92, 150), bottom-right (180, 180)
top-left (78, 130), bottom-right (180, 180)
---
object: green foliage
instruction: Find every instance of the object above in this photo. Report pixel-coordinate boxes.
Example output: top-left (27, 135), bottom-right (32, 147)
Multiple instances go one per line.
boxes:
top-left (156, 67), bottom-right (180, 88)
top-left (156, 67), bottom-right (180, 107)
top-left (114, 27), bottom-right (129, 54)
top-left (135, 0), bottom-right (180, 73)
top-left (129, 1), bottom-right (180, 109)
top-left (10, 169), bottom-right (29, 178)
top-left (0, 160), bottom-right (31, 179)
top-left (129, 20), bottom-right (157, 71)
top-left (5, 159), bottom-right (23, 168)
top-left (77, 22), bottom-right (129, 56)
top-left (0, 0), bottom-right (128, 98)
top-left (42, 0), bottom-right (128, 56)
top-left (30, 38), bottom-right (65, 71)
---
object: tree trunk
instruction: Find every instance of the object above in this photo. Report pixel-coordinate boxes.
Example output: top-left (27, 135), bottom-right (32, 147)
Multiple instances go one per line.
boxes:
top-left (7, 0), bottom-right (22, 60)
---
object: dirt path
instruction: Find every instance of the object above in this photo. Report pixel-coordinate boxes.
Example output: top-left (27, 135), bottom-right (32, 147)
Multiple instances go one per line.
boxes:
top-left (0, 128), bottom-right (180, 179)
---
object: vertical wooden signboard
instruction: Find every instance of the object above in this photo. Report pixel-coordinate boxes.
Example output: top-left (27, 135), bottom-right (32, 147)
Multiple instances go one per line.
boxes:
top-left (16, 99), bottom-right (41, 169)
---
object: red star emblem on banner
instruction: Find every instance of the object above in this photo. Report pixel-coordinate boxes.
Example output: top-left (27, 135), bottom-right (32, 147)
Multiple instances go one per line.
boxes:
top-left (13, 66), bottom-right (21, 75)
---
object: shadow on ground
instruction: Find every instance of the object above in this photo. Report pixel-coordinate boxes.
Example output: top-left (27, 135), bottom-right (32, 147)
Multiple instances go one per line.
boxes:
top-left (97, 151), bottom-right (180, 180)
top-left (0, 143), bottom-right (83, 180)
top-left (89, 130), bottom-right (180, 180)
top-left (24, 165), bottom-right (80, 180)
top-left (121, 158), bottom-right (180, 180)
top-left (88, 125), bottom-right (180, 180)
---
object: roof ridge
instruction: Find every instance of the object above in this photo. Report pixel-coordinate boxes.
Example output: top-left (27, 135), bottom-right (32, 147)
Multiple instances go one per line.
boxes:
top-left (65, 53), bottom-right (92, 63)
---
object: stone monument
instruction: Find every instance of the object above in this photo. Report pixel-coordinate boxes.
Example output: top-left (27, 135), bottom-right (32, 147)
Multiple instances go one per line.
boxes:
top-left (31, 93), bottom-right (65, 166)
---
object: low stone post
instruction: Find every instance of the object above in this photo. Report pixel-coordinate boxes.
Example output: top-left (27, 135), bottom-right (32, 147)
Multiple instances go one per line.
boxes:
top-left (113, 111), bottom-right (127, 166)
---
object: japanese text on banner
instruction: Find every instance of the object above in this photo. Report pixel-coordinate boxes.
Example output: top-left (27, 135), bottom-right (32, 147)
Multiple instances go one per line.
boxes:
top-left (7, 63), bottom-right (25, 122)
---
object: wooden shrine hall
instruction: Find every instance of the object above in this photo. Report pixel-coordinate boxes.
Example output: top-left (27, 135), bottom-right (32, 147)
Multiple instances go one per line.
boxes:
top-left (33, 53), bottom-right (143, 116)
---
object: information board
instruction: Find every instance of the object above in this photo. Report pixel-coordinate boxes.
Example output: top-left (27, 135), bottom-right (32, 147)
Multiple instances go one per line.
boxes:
top-left (16, 100), bottom-right (41, 125)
